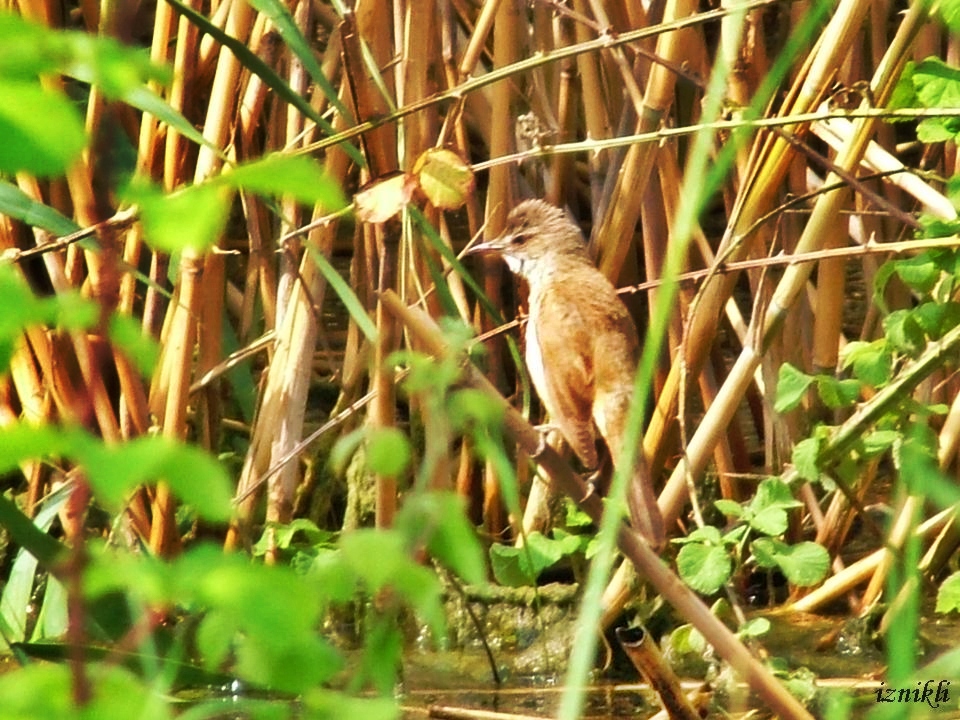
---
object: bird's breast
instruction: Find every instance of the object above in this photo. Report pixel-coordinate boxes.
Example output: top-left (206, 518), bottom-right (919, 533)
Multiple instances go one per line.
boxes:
top-left (524, 310), bottom-right (549, 405)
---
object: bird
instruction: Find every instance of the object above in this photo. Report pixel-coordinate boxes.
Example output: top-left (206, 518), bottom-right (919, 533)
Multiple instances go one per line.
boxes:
top-left (468, 199), bottom-right (665, 547)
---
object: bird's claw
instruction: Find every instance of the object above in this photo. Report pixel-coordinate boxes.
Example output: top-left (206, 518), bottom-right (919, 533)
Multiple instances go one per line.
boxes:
top-left (580, 468), bottom-right (601, 503)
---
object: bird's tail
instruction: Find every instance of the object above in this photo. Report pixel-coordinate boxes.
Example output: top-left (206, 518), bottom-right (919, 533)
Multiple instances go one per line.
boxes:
top-left (628, 453), bottom-right (665, 550)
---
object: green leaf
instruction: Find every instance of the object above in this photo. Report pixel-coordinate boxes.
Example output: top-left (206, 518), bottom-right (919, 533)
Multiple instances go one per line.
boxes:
top-left (939, 0), bottom-right (960, 33)
top-left (841, 340), bottom-right (893, 387)
top-left (936, 572), bottom-right (960, 614)
top-left (748, 507), bottom-right (789, 536)
top-left (78, 436), bottom-right (233, 521)
top-left (887, 60), bottom-right (918, 116)
top-left (396, 493), bottom-right (486, 585)
top-left (750, 478), bottom-right (802, 513)
top-left (108, 313), bottom-right (159, 376)
top-left (913, 57), bottom-right (960, 111)
top-left (488, 531), bottom-right (569, 587)
top-left (883, 309), bottom-right (925, 355)
top-left (713, 498), bottom-right (744, 518)
top-left (914, 301), bottom-right (960, 339)
top-left (738, 617), bottom-right (771, 638)
top-left (751, 538), bottom-right (829, 586)
top-left (0, 181), bottom-right (81, 236)
top-left (365, 427), bottom-right (411, 477)
top-left (304, 691), bottom-right (399, 720)
top-left (307, 246), bottom-right (378, 343)
top-left (339, 529), bottom-right (410, 592)
top-left (792, 437), bottom-right (821, 482)
top-left (676, 543), bottom-right (731, 595)
top-left (774, 363), bottom-right (814, 413)
top-left (225, 155), bottom-right (347, 209)
top-left (861, 429), bottom-right (899, 458)
top-left (127, 181), bottom-right (232, 252)
top-left (917, 118), bottom-right (960, 143)
top-left (814, 376), bottom-right (861, 409)
top-left (0, 80), bottom-right (87, 176)
top-left (893, 252), bottom-right (941, 294)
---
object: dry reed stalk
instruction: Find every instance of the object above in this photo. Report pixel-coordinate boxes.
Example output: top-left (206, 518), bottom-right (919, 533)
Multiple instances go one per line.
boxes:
top-left (594, 0), bottom-right (697, 283)
top-left (658, 0), bottom-right (928, 531)
top-left (148, 0), bottom-right (255, 555)
top-left (641, 0), bottom-right (875, 485)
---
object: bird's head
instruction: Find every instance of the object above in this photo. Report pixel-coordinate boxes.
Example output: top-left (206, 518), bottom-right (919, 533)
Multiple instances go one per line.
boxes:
top-left (467, 199), bottom-right (591, 279)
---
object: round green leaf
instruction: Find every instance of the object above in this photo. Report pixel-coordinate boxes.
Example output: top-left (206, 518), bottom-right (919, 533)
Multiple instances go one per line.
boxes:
top-left (676, 543), bottom-right (731, 595)
top-left (365, 427), bottom-right (411, 477)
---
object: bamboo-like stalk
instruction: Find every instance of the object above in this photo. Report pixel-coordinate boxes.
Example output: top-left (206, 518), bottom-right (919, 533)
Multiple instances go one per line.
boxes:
top-left (150, 0), bottom-right (255, 555)
top-left (641, 0), bottom-right (874, 486)
top-left (658, 0), bottom-right (931, 531)
top-left (593, 0), bottom-right (697, 283)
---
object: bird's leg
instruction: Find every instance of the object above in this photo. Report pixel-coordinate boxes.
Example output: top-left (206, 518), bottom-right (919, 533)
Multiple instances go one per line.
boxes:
top-left (530, 424), bottom-right (562, 459)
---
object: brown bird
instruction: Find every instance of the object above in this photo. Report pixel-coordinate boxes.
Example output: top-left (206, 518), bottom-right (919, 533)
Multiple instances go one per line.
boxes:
top-left (469, 199), bottom-right (664, 547)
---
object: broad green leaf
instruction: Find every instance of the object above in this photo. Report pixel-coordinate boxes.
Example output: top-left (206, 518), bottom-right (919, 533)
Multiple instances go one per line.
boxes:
top-left (672, 524), bottom-right (723, 545)
top-left (128, 181), bottom-right (232, 252)
top-left (841, 340), bottom-right (893, 388)
top-left (447, 388), bottom-right (504, 430)
top-left (791, 436), bottom-right (821, 482)
top-left (365, 427), bottom-right (411, 477)
top-left (861, 429), bottom-right (899, 458)
top-left (339, 529), bottom-right (409, 591)
top-left (751, 537), bottom-right (829, 586)
top-left (883, 309), bottom-right (925, 355)
top-left (225, 155), bottom-right (347, 209)
top-left (73, 435), bottom-right (233, 520)
top-left (940, 0), bottom-right (960, 33)
top-left (893, 252), bottom-right (940, 294)
top-left (774, 362), bottom-right (814, 413)
top-left (303, 690), bottom-right (399, 720)
top-left (0, 80), bottom-right (86, 176)
top-left (936, 571), bottom-right (960, 614)
top-left (397, 493), bottom-right (486, 585)
top-left (676, 543), bottom-right (731, 595)
top-left (738, 617), bottom-right (770, 638)
top-left (748, 507), bottom-right (789, 536)
top-left (815, 376), bottom-right (861, 409)
top-left (489, 531), bottom-right (570, 587)
top-left (750, 478), bottom-right (802, 513)
top-left (913, 57), bottom-right (960, 111)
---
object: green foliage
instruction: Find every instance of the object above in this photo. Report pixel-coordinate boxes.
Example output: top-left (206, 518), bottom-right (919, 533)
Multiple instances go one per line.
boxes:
top-left (125, 155), bottom-right (346, 252)
top-left (888, 57), bottom-right (960, 143)
top-left (489, 530), bottom-right (584, 587)
top-left (935, 571), bottom-right (960, 614)
top-left (675, 479), bottom-right (828, 596)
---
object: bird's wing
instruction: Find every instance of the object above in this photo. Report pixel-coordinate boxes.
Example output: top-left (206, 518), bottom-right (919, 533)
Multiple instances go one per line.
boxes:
top-left (529, 284), bottom-right (598, 469)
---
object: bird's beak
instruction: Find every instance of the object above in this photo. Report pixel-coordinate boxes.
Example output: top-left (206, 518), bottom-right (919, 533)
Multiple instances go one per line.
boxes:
top-left (463, 239), bottom-right (503, 257)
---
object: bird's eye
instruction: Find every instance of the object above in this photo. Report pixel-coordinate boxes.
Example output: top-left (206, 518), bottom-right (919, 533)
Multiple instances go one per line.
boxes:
top-left (511, 232), bottom-right (528, 245)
